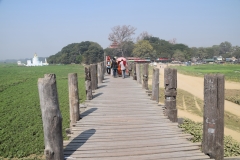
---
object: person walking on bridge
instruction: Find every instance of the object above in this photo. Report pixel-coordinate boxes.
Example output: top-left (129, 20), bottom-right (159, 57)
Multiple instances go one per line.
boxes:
top-left (111, 57), bottom-right (118, 78)
top-left (119, 59), bottom-right (126, 79)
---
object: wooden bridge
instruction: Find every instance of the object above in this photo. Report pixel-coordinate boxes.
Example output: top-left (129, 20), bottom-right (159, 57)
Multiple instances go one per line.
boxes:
top-left (63, 74), bottom-right (210, 160)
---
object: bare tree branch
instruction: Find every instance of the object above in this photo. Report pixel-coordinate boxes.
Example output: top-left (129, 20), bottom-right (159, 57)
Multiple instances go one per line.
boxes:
top-left (168, 38), bottom-right (177, 44)
top-left (136, 31), bottom-right (152, 42)
top-left (108, 25), bottom-right (137, 57)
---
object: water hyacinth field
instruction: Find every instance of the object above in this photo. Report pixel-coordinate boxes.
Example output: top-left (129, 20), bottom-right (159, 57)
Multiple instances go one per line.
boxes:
top-left (170, 64), bottom-right (240, 82)
top-left (0, 64), bottom-right (86, 158)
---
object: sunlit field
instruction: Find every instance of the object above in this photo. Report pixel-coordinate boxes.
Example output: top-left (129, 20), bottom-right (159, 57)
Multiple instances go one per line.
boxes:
top-left (0, 64), bottom-right (86, 158)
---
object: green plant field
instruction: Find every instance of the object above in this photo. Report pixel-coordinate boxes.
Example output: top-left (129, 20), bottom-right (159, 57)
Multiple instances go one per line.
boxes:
top-left (225, 89), bottom-right (240, 105)
top-left (179, 119), bottom-right (240, 157)
top-left (170, 64), bottom-right (240, 82)
top-left (0, 64), bottom-right (86, 158)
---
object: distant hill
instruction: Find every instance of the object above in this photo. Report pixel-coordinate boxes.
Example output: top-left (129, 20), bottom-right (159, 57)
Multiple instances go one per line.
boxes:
top-left (47, 41), bottom-right (104, 65)
top-left (0, 57), bottom-right (47, 64)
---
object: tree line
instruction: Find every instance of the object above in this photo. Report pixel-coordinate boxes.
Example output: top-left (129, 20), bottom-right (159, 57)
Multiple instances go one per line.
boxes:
top-left (47, 41), bottom-right (104, 65)
top-left (105, 25), bottom-right (240, 62)
top-left (47, 25), bottom-right (240, 64)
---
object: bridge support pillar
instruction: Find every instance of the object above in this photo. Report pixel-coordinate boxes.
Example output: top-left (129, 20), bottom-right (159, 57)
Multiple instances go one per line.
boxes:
top-left (142, 63), bottom-right (149, 90)
top-left (97, 62), bottom-right (103, 84)
top-left (38, 74), bottom-right (64, 160)
top-left (133, 63), bottom-right (137, 80)
top-left (68, 73), bottom-right (80, 127)
top-left (136, 63), bottom-right (141, 84)
top-left (164, 68), bottom-right (177, 122)
top-left (202, 74), bottom-right (224, 159)
top-left (85, 66), bottom-right (93, 100)
top-left (151, 68), bottom-right (159, 103)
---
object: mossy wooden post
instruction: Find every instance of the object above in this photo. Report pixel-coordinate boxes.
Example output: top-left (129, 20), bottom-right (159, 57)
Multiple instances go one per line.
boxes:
top-left (68, 73), bottom-right (80, 127)
top-left (133, 63), bottom-right (137, 80)
top-left (128, 61), bottom-right (132, 76)
top-left (202, 74), bottom-right (224, 160)
top-left (95, 64), bottom-right (98, 88)
top-left (164, 68), bottom-right (177, 122)
top-left (90, 64), bottom-right (97, 90)
top-left (142, 63), bottom-right (149, 90)
top-left (85, 66), bottom-right (92, 100)
top-left (97, 62), bottom-right (103, 83)
top-left (151, 68), bottom-right (159, 103)
top-left (101, 62), bottom-right (104, 80)
top-left (136, 63), bottom-right (141, 84)
top-left (38, 74), bottom-right (64, 160)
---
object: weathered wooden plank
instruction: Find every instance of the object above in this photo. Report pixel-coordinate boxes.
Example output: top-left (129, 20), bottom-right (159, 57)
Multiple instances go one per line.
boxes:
top-left (64, 134), bottom-right (193, 143)
top-left (64, 136), bottom-right (194, 147)
top-left (64, 140), bottom-right (195, 150)
top-left (73, 122), bottom-right (179, 128)
top-left (64, 146), bottom-right (201, 157)
top-left (64, 150), bottom-right (208, 160)
top-left (63, 73), bottom-right (207, 159)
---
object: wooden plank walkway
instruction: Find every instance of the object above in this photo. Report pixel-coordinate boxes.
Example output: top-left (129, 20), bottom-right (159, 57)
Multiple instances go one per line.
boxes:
top-left (64, 75), bottom-right (210, 160)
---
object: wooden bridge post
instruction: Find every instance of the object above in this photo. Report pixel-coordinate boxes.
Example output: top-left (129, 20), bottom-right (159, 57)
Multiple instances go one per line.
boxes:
top-left (38, 74), bottom-right (64, 160)
top-left (136, 63), bottom-right (141, 84)
top-left (97, 62), bottom-right (103, 83)
top-left (140, 64), bottom-right (143, 84)
top-left (127, 61), bottom-right (132, 76)
top-left (101, 62), bottom-right (105, 80)
top-left (90, 64), bottom-right (97, 90)
top-left (142, 63), bottom-right (149, 90)
top-left (85, 66), bottom-right (92, 100)
top-left (202, 74), bottom-right (224, 159)
top-left (151, 68), bottom-right (159, 103)
top-left (164, 68), bottom-right (177, 122)
top-left (133, 63), bottom-right (137, 80)
top-left (68, 73), bottom-right (80, 127)
top-left (95, 64), bottom-right (98, 87)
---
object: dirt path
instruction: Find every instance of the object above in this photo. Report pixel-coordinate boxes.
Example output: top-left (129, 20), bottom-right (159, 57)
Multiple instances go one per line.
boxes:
top-left (156, 64), bottom-right (240, 142)
top-left (158, 64), bottom-right (240, 117)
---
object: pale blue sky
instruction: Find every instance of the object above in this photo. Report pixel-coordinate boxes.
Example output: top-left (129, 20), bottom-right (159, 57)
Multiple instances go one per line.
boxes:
top-left (0, 0), bottom-right (239, 60)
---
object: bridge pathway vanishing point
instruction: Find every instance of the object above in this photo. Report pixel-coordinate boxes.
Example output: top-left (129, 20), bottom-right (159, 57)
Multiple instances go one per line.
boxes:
top-left (63, 74), bottom-right (210, 160)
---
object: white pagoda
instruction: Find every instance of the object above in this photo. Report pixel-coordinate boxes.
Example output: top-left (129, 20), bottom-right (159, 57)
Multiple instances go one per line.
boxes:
top-left (26, 54), bottom-right (49, 66)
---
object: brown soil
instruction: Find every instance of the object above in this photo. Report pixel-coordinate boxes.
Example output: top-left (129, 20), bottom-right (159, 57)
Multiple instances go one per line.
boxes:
top-left (157, 64), bottom-right (240, 142)
top-left (158, 64), bottom-right (240, 117)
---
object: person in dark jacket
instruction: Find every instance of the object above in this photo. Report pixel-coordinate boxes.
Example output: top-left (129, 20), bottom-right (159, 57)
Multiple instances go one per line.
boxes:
top-left (111, 57), bottom-right (118, 78)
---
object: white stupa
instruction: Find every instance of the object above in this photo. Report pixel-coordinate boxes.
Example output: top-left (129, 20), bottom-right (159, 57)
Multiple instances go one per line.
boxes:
top-left (26, 53), bottom-right (48, 66)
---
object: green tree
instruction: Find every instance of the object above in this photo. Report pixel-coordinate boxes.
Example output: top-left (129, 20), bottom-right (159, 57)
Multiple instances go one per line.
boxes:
top-left (47, 41), bottom-right (103, 64)
top-left (197, 47), bottom-right (208, 59)
top-left (212, 45), bottom-right (220, 56)
top-left (205, 47), bottom-right (214, 58)
top-left (172, 50), bottom-right (186, 61)
top-left (121, 41), bottom-right (134, 57)
top-left (133, 40), bottom-right (154, 58)
top-left (232, 46), bottom-right (240, 58)
top-left (219, 41), bottom-right (232, 55)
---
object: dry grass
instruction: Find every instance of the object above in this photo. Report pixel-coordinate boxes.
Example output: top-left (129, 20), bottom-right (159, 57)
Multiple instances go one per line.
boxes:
top-left (225, 89), bottom-right (240, 105)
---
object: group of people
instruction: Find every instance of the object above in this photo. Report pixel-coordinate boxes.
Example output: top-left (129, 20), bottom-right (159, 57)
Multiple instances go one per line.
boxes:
top-left (106, 56), bottom-right (127, 79)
